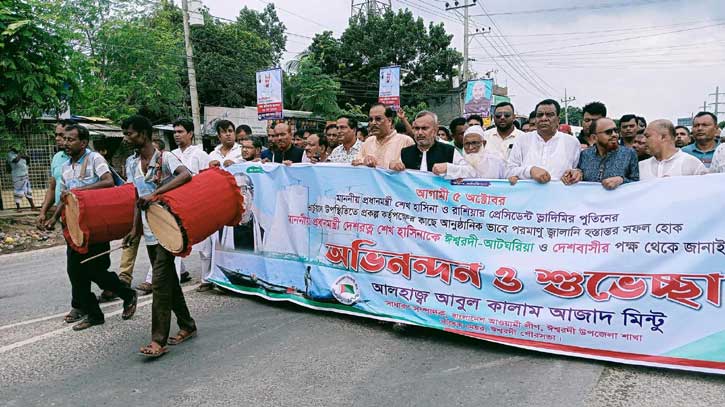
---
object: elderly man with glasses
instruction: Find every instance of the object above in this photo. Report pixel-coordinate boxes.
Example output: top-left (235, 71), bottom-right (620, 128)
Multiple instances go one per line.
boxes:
top-left (483, 102), bottom-right (524, 160)
top-left (433, 125), bottom-right (506, 179)
top-left (562, 117), bottom-right (639, 190)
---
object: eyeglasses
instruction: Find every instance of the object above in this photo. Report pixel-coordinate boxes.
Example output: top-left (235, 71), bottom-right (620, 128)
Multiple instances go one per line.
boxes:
top-left (464, 141), bottom-right (483, 147)
top-left (494, 112), bottom-right (512, 118)
top-left (368, 116), bottom-right (385, 123)
top-left (597, 128), bottom-right (619, 136)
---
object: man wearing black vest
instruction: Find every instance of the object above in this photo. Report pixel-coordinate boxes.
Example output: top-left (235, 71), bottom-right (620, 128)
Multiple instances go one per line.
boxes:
top-left (390, 111), bottom-right (461, 172)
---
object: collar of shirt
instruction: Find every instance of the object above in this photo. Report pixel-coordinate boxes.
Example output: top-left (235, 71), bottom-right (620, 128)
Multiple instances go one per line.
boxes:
top-left (655, 149), bottom-right (683, 164)
top-left (688, 140), bottom-right (719, 154)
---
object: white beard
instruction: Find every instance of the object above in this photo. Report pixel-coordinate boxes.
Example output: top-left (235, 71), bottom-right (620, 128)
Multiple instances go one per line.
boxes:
top-left (463, 151), bottom-right (489, 176)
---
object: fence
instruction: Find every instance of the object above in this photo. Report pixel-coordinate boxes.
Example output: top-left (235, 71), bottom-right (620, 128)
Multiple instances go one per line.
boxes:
top-left (1, 126), bottom-right (55, 211)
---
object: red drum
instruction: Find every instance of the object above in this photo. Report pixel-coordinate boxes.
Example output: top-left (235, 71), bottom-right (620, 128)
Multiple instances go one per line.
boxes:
top-left (146, 167), bottom-right (244, 256)
top-left (62, 183), bottom-right (137, 254)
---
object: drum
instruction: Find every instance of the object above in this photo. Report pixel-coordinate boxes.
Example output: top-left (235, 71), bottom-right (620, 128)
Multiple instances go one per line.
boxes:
top-left (62, 183), bottom-right (137, 254)
top-left (146, 167), bottom-right (244, 256)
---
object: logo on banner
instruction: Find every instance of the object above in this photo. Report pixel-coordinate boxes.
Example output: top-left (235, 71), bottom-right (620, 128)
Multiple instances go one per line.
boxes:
top-left (332, 275), bottom-right (360, 305)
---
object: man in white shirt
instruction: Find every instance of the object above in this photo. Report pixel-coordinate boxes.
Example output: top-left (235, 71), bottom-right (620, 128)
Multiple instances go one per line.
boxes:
top-left (483, 101), bottom-right (524, 160)
top-left (639, 119), bottom-right (707, 179)
top-left (433, 125), bottom-right (505, 179)
top-left (506, 99), bottom-right (581, 184)
top-left (328, 115), bottom-right (363, 164)
top-left (209, 120), bottom-right (243, 168)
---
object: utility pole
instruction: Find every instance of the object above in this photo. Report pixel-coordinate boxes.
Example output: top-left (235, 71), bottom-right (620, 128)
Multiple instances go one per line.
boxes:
top-left (703, 101), bottom-right (708, 112)
top-left (561, 88), bottom-right (576, 125)
top-left (182, 0), bottom-right (201, 141)
top-left (708, 86), bottom-right (725, 118)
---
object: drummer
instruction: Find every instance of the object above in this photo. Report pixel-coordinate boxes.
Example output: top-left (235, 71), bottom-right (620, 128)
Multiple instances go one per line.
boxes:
top-left (47, 123), bottom-right (138, 331)
top-left (121, 115), bottom-right (196, 358)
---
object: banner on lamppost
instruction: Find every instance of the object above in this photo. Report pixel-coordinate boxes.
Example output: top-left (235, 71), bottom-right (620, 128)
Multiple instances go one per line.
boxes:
top-left (378, 66), bottom-right (401, 110)
top-left (464, 78), bottom-right (494, 118)
top-left (256, 68), bottom-right (284, 120)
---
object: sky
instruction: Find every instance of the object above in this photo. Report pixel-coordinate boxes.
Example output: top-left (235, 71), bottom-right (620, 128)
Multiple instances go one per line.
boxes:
top-left (203, 0), bottom-right (725, 123)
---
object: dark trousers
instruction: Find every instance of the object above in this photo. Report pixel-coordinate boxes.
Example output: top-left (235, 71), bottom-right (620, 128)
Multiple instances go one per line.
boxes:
top-left (147, 244), bottom-right (196, 346)
top-left (67, 242), bottom-right (135, 323)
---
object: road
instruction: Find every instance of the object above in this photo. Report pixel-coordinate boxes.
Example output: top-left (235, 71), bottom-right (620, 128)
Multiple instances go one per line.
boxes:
top-left (1, 245), bottom-right (724, 406)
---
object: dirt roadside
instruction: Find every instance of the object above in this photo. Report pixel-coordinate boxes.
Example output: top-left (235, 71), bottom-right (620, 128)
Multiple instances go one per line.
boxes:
top-left (0, 213), bottom-right (65, 255)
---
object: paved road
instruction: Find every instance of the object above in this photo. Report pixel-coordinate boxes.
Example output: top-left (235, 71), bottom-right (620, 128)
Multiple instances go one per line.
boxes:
top-left (1, 245), bottom-right (724, 406)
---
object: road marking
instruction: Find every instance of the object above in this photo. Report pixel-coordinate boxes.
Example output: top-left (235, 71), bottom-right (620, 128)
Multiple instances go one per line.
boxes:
top-left (0, 298), bottom-right (132, 331)
top-left (0, 284), bottom-right (199, 354)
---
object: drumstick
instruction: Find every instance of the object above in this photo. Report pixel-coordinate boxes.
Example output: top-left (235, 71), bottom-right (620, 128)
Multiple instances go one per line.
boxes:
top-left (80, 244), bottom-right (124, 264)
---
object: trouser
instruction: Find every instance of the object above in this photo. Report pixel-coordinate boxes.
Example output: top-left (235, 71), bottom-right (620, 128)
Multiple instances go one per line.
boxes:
top-left (172, 237), bottom-right (212, 283)
top-left (147, 244), bottom-right (196, 346)
top-left (67, 243), bottom-right (136, 323)
top-left (118, 236), bottom-right (140, 286)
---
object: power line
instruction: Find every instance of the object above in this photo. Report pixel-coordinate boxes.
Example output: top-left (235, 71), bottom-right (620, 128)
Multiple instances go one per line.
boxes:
top-left (470, 0), bottom-right (675, 17)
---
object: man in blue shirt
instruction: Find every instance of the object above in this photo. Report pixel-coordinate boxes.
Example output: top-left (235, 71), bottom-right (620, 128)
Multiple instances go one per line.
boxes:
top-left (682, 111), bottom-right (719, 168)
top-left (563, 117), bottom-right (639, 190)
top-left (37, 121), bottom-right (70, 230)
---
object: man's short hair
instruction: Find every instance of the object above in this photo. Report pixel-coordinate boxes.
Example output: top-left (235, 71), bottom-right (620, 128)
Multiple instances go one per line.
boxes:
top-left (369, 103), bottom-right (396, 119)
top-left (394, 122), bottom-right (407, 134)
top-left (357, 127), bottom-right (368, 137)
top-left (637, 116), bottom-right (647, 127)
top-left (619, 114), bottom-right (638, 126)
top-left (236, 124), bottom-right (253, 135)
top-left (58, 119), bottom-right (77, 127)
top-left (65, 124), bottom-right (90, 142)
top-left (318, 134), bottom-right (330, 150)
top-left (215, 119), bottom-right (235, 134)
top-left (172, 118), bottom-right (194, 133)
top-left (467, 114), bottom-right (483, 124)
top-left (415, 110), bottom-right (438, 124)
top-left (325, 123), bottom-right (338, 132)
top-left (675, 125), bottom-right (691, 135)
top-left (535, 99), bottom-right (561, 116)
top-left (652, 119), bottom-right (676, 139)
top-left (493, 102), bottom-right (514, 114)
top-left (121, 115), bottom-right (153, 138)
top-left (152, 137), bottom-right (166, 150)
top-left (694, 111), bottom-right (718, 125)
top-left (449, 117), bottom-right (467, 132)
top-left (294, 129), bottom-right (307, 138)
top-left (588, 118), bottom-right (602, 137)
top-left (582, 102), bottom-right (607, 117)
top-left (528, 111), bottom-right (536, 121)
top-left (337, 115), bottom-right (359, 131)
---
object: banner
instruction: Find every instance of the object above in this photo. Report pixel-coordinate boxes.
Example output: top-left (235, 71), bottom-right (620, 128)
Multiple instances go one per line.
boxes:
top-left (256, 68), bottom-right (283, 120)
top-left (211, 163), bottom-right (725, 374)
top-left (464, 79), bottom-right (493, 118)
top-left (378, 66), bottom-right (400, 110)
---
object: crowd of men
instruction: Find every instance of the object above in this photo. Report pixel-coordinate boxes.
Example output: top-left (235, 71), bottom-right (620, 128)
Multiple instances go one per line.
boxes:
top-left (27, 97), bottom-right (723, 358)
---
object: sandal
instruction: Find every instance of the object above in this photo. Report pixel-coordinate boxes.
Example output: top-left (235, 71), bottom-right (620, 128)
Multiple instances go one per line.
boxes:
top-left (168, 329), bottom-right (197, 346)
top-left (122, 292), bottom-right (138, 320)
top-left (139, 342), bottom-right (168, 359)
top-left (98, 290), bottom-right (117, 303)
top-left (72, 318), bottom-right (104, 331)
top-left (64, 308), bottom-right (86, 323)
top-left (136, 282), bottom-right (152, 295)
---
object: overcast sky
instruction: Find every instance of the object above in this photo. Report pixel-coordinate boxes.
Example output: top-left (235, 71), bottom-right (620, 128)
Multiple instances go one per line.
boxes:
top-left (204, 0), bottom-right (725, 122)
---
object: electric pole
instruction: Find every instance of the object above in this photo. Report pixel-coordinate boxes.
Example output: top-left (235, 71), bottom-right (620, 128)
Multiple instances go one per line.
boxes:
top-left (182, 0), bottom-right (201, 141)
top-left (561, 88), bottom-right (576, 125)
top-left (708, 86), bottom-right (725, 118)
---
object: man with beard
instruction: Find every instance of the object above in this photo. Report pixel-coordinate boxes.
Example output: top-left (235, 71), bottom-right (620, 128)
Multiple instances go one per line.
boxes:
top-left (619, 114), bottom-right (638, 149)
top-left (506, 99), bottom-right (581, 185)
top-left (325, 124), bottom-right (340, 153)
top-left (639, 119), bottom-right (706, 179)
top-left (122, 115), bottom-right (196, 358)
top-left (675, 126), bottom-right (693, 148)
top-left (682, 112), bottom-right (719, 168)
top-left (633, 131), bottom-right (650, 161)
top-left (262, 122), bottom-right (304, 163)
top-left (563, 118), bottom-right (638, 190)
top-left (432, 125), bottom-right (505, 179)
top-left (483, 102), bottom-right (524, 160)
top-left (390, 111), bottom-right (457, 172)
top-left (352, 103), bottom-right (414, 168)
top-left (241, 137), bottom-right (262, 161)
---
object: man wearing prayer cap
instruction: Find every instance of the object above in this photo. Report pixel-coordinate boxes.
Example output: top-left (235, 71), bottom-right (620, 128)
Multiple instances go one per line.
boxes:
top-left (432, 125), bottom-right (505, 179)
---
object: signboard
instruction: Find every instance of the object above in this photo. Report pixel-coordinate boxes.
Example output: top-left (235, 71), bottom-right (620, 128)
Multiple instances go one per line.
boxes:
top-left (677, 117), bottom-right (693, 127)
top-left (464, 79), bottom-right (494, 118)
top-left (256, 68), bottom-right (284, 120)
top-left (211, 163), bottom-right (725, 374)
top-left (378, 66), bottom-right (401, 110)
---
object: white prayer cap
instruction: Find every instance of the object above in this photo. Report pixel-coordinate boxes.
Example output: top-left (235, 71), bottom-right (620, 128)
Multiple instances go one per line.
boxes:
top-left (464, 125), bottom-right (485, 138)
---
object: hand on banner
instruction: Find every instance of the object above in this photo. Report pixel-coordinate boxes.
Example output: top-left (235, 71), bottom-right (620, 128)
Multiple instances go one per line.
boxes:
top-left (209, 160), bottom-right (221, 168)
top-left (362, 155), bottom-right (378, 167)
top-left (432, 163), bottom-right (447, 175)
top-left (561, 169), bottom-right (582, 185)
top-left (530, 167), bottom-right (551, 184)
top-left (223, 159), bottom-right (235, 167)
top-left (282, 160), bottom-right (293, 166)
top-left (508, 176), bottom-right (519, 185)
top-left (389, 160), bottom-right (405, 171)
top-left (602, 176), bottom-right (625, 190)
top-left (261, 158), bottom-right (270, 164)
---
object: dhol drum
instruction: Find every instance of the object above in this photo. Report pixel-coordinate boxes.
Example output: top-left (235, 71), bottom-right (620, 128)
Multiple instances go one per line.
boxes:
top-left (62, 183), bottom-right (137, 254)
top-left (146, 167), bottom-right (244, 256)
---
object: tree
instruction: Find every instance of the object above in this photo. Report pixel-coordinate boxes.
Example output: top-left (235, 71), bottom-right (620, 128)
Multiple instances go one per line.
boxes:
top-left (306, 9), bottom-right (462, 111)
top-left (0, 0), bottom-right (75, 129)
top-left (236, 4), bottom-right (286, 65)
top-left (286, 58), bottom-right (341, 119)
top-left (560, 106), bottom-right (583, 126)
top-left (719, 121), bottom-right (725, 130)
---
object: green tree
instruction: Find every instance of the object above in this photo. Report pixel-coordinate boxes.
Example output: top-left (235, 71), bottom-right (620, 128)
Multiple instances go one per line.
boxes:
top-left (306, 9), bottom-right (462, 110)
top-left (719, 120), bottom-right (725, 130)
top-left (236, 4), bottom-right (286, 65)
top-left (286, 58), bottom-right (341, 119)
top-left (0, 0), bottom-right (75, 128)
top-left (560, 106), bottom-right (583, 126)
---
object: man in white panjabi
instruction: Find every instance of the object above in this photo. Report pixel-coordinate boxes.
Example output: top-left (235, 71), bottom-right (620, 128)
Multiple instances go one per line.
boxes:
top-left (639, 119), bottom-right (707, 180)
top-left (432, 125), bottom-right (505, 179)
